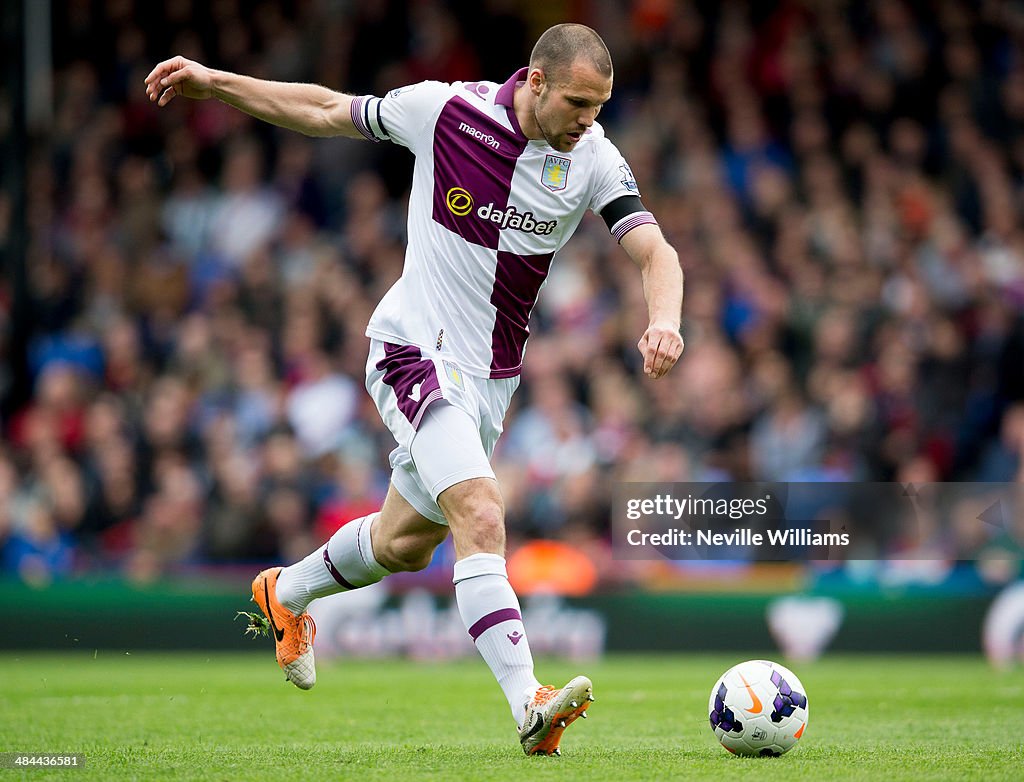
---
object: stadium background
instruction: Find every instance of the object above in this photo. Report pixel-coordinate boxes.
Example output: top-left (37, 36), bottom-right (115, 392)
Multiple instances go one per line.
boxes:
top-left (1, 0), bottom-right (1023, 663)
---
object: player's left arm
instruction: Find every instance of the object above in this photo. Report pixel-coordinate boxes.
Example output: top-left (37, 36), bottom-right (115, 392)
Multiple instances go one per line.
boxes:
top-left (620, 223), bottom-right (685, 379)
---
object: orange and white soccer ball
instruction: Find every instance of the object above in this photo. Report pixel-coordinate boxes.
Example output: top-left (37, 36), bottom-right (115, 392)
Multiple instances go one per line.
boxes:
top-left (708, 660), bottom-right (809, 756)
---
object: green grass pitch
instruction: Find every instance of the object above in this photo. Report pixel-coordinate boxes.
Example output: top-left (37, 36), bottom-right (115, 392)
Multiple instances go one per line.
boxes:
top-left (1, 652), bottom-right (1021, 781)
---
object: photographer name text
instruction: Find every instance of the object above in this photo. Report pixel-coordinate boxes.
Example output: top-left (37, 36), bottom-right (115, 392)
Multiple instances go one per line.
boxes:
top-left (625, 527), bottom-right (850, 547)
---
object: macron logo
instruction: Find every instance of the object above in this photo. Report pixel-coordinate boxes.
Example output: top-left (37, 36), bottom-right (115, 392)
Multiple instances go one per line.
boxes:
top-left (408, 382), bottom-right (423, 402)
top-left (459, 122), bottom-right (500, 150)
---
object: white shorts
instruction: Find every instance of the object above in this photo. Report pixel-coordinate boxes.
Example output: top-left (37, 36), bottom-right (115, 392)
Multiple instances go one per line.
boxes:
top-left (365, 339), bottom-right (519, 525)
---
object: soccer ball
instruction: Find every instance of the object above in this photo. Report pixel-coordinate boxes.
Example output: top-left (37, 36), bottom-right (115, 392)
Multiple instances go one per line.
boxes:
top-left (708, 660), bottom-right (809, 756)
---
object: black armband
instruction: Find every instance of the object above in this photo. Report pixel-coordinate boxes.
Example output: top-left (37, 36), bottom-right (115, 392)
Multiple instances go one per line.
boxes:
top-left (600, 195), bottom-right (659, 243)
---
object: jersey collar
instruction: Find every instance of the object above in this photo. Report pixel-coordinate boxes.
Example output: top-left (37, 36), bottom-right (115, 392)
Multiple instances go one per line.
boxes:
top-left (496, 67), bottom-right (528, 137)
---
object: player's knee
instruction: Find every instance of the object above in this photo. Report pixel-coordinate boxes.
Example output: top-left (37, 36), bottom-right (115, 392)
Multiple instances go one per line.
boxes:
top-left (385, 546), bottom-right (433, 572)
top-left (437, 478), bottom-right (506, 555)
top-left (379, 527), bottom-right (447, 572)
top-left (453, 495), bottom-right (506, 554)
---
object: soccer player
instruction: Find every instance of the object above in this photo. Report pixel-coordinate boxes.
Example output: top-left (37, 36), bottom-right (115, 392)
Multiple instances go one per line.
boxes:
top-left (145, 23), bottom-right (684, 756)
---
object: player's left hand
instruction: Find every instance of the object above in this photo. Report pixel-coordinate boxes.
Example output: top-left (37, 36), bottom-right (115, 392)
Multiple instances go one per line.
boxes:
top-left (638, 323), bottom-right (683, 379)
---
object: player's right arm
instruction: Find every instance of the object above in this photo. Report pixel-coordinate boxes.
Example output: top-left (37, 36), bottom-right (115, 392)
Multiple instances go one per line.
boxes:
top-left (144, 56), bottom-right (362, 139)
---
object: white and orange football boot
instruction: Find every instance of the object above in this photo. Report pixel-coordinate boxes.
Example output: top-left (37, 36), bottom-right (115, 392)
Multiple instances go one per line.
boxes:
top-left (246, 567), bottom-right (317, 690)
top-left (519, 676), bottom-right (594, 756)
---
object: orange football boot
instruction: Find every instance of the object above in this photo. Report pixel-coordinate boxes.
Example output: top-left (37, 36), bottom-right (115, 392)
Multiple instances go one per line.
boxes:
top-left (519, 675), bottom-right (594, 756)
top-left (250, 568), bottom-right (317, 690)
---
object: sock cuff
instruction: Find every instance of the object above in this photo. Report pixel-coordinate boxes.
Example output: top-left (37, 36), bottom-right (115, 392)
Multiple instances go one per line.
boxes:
top-left (357, 512), bottom-right (391, 581)
top-left (452, 552), bottom-right (507, 584)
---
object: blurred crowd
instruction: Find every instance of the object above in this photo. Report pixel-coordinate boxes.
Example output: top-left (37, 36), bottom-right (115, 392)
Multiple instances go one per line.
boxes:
top-left (0, 0), bottom-right (1022, 585)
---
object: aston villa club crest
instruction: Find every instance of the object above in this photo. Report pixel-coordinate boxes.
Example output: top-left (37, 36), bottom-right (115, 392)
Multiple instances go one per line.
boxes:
top-left (443, 360), bottom-right (464, 389)
top-left (541, 154), bottom-right (571, 192)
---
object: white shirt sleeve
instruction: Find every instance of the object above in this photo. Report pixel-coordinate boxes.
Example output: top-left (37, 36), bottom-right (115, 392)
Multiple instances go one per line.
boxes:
top-left (350, 81), bottom-right (453, 154)
top-left (588, 137), bottom-right (659, 243)
top-left (588, 137), bottom-right (644, 214)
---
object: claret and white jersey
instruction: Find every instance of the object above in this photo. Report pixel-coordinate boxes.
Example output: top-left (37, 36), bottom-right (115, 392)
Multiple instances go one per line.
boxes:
top-left (351, 67), bottom-right (657, 379)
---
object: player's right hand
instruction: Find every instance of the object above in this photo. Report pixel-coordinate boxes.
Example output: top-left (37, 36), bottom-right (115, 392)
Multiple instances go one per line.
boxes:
top-left (145, 56), bottom-right (214, 106)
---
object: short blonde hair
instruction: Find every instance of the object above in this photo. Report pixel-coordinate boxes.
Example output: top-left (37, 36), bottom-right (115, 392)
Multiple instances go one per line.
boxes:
top-left (529, 23), bottom-right (612, 86)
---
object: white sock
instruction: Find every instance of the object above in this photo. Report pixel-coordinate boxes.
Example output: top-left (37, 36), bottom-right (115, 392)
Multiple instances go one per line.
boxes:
top-left (453, 553), bottom-right (541, 725)
top-left (276, 512), bottom-right (390, 614)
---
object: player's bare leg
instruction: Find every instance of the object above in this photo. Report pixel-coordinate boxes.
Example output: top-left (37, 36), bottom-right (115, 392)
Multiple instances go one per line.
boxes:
top-left (371, 485), bottom-right (450, 572)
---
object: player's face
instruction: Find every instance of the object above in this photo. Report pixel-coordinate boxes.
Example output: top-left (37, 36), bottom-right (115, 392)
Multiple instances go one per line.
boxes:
top-left (533, 61), bottom-right (612, 152)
